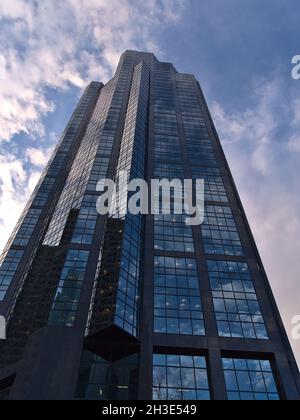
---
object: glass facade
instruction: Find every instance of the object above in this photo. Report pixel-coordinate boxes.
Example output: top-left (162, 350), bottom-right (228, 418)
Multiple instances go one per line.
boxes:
top-left (0, 82), bottom-right (102, 305)
top-left (222, 358), bottom-right (280, 400)
top-left (43, 78), bottom-right (116, 247)
top-left (151, 63), bottom-right (206, 339)
top-left (114, 62), bottom-right (150, 337)
top-left (153, 354), bottom-right (210, 400)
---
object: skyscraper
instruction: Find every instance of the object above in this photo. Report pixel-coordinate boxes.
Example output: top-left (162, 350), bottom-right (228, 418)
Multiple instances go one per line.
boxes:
top-left (0, 50), bottom-right (299, 400)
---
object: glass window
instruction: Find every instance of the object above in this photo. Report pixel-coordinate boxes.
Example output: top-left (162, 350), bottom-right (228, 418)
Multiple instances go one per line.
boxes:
top-left (114, 65), bottom-right (150, 337)
top-left (154, 162), bottom-right (184, 180)
top-left (182, 115), bottom-right (218, 167)
top-left (71, 202), bottom-right (98, 245)
top-left (0, 250), bottom-right (24, 301)
top-left (154, 214), bottom-right (194, 253)
top-left (154, 256), bottom-right (205, 336)
top-left (202, 206), bottom-right (244, 257)
top-left (12, 208), bottom-right (42, 246)
top-left (153, 354), bottom-right (210, 400)
top-left (222, 358), bottom-right (280, 400)
top-left (76, 351), bottom-right (139, 400)
top-left (115, 214), bottom-right (143, 337)
top-left (192, 167), bottom-right (228, 203)
top-left (207, 260), bottom-right (268, 340)
top-left (48, 249), bottom-right (90, 327)
top-left (86, 156), bottom-right (110, 191)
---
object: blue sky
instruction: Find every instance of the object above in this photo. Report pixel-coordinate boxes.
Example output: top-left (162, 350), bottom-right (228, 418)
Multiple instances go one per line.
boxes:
top-left (0, 0), bottom-right (300, 364)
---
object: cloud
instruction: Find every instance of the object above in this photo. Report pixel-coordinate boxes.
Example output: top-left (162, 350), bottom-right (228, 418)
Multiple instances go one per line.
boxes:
top-left (292, 111), bottom-right (300, 129)
top-left (211, 75), bottom-right (300, 365)
top-left (211, 77), bottom-right (286, 174)
top-left (0, 0), bottom-right (187, 142)
top-left (288, 135), bottom-right (300, 153)
top-left (26, 147), bottom-right (53, 167)
top-left (0, 151), bottom-right (33, 253)
top-left (0, 0), bottom-right (187, 252)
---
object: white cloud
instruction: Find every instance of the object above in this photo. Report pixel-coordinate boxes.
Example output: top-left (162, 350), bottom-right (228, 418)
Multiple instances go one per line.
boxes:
top-left (26, 147), bottom-right (53, 167)
top-left (0, 0), bottom-right (34, 24)
top-left (288, 135), bottom-right (300, 153)
top-left (287, 100), bottom-right (300, 152)
top-left (292, 98), bottom-right (300, 126)
top-left (0, 0), bottom-right (187, 252)
top-left (211, 77), bottom-right (284, 175)
top-left (0, 148), bottom-right (46, 253)
top-left (27, 170), bottom-right (42, 192)
top-left (0, 152), bottom-right (31, 252)
top-left (0, 0), bottom-right (187, 142)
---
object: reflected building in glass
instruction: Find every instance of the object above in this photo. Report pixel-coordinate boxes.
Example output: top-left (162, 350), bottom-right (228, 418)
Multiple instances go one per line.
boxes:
top-left (0, 51), bottom-right (299, 400)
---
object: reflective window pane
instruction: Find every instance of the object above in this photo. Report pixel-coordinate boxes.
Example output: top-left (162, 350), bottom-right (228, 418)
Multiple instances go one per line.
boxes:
top-left (222, 358), bottom-right (280, 400)
top-left (153, 354), bottom-right (210, 400)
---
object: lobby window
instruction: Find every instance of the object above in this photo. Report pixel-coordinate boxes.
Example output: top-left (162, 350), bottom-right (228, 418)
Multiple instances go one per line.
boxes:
top-left (208, 260), bottom-right (268, 340)
top-left (153, 354), bottom-right (210, 400)
top-left (222, 358), bottom-right (280, 400)
top-left (48, 249), bottom-right (90, 327)
top-left (154, 256), bottom-right (205, 336)
top-left (76, 351), bottom-right (139, 400)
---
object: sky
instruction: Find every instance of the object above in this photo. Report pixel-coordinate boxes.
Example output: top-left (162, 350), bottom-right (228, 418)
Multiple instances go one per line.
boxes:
top-left (0, 0), bottom-right (300, 366)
